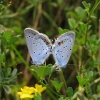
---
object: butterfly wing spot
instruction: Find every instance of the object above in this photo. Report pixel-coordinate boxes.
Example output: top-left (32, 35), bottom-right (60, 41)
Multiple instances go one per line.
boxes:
top-left (27, 36), bottom-right (30, 38)
top-left (52, 32), bottom-right (75, 67)
top-left (43, 39), bottom-right (49, 45)
top-left (58, 41), bottom-right (63, 46)
top-left (27, 35), bottom-right (34, 39)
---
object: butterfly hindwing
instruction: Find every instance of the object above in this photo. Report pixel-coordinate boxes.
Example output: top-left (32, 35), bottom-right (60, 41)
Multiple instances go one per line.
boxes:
top-left (24, 28), bottom-right (51, 65)
top-left (52, 32), bottom-right (75, 68)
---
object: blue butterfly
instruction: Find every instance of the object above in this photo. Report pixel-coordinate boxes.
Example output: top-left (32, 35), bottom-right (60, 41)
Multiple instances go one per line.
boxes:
top-left (24, 28), bottom-right (75, 68)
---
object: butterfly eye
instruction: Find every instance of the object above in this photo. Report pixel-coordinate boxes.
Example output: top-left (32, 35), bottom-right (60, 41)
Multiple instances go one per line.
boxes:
top-left (58, 41), bottom-right (63, 46)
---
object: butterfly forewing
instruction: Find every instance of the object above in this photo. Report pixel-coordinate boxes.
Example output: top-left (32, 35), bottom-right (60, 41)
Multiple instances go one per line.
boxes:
top-left (24, 28), bottom-right (52, 65)
top-left (52, 32), bottom-right (75, 68)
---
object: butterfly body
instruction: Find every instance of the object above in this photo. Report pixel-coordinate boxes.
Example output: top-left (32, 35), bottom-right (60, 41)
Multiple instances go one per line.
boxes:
top-left (24, 28), bottom-right (75, 68)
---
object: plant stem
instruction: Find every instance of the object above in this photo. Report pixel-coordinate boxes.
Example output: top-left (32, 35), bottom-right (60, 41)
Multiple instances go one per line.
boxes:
top-left (90, 0), bottom-right (100, 16)
top-left (60, 69), bottom-right (67, 90)
top-left (72, 77), bottom-right (100, 100)
top-left (11, 44), bottom-right (38, 80)
top-left (0, 85), bottom-right (1, 100)
top-left (0, 31), bottom-right (1, 100)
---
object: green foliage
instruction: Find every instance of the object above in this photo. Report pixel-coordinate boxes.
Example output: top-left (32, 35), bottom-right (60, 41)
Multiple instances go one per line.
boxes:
top-left (58, 96), bottom-right (66, 100)
top-left (0, 21), bottom-right (21, 96)
top-left (75, 7), bottom-right (86, 20)
top-left (0, 68), bottom-right (20, 94)
top-left (51, 78), bottom-right (64, 92)
top-left (66, 87), bottom-right (74, 97)
top-left (34, 92), bottom-right (42, 100)
top-left (31, 64), bottom-right (55, 80)
top-left (68, 18), bottom-right (76, 29)
top-left (58, 27), bottom-right (69, 35)
top-left (0, 0), bottom-right (100, 100)
top-left (82, 1), bottom-right (91, 11)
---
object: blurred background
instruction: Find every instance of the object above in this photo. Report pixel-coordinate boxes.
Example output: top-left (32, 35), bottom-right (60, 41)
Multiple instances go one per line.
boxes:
top-left (0, 0), bottom-right (100, 100)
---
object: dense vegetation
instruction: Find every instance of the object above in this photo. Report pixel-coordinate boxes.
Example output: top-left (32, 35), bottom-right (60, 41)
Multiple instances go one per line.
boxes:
top-left (0, 0), bottom-right (100, 100)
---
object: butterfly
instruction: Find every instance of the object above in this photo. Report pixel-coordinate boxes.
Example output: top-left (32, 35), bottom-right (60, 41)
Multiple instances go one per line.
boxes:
top-left (24, 28), bottom-right (75, 68)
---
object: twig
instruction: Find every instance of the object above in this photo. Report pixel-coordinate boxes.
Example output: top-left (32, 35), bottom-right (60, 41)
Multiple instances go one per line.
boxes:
top-left (77, 46), bottom-right (83, 100)
top-left (98, 19), bottom-right (100, 75)
top-left (72, 77), bottom-right (100, 100)
top-left (33, 0), bottom-right (42, 29)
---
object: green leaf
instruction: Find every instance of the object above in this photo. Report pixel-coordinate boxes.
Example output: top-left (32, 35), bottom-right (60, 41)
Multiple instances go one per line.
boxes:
top-left (76, 76), bottom-right (89, 86)
top-left (58, 27), bottom-right (68, 35)
top-left (68, 18), bottom-right (76, 29)
top-left (58, 27), bottom-right (69, 34)
top-left (80, 37), bottom-right (85, 45)
top-left (0, 53), bottom-right (4, 62)
top-left (46, 64), bottom-right (55, 77)
top-left (90, 15), bottom-right (97, 19)
top-left (57, 0), bottom-right (63, 5)
top-left (0, 71), bottom-right (4, 82)
top-left (0, 4), bottom-right (5, 13)
top-left (3, 85), bottom-right (11, 94)
top-left (34, 92), bottom-right (42, 100)
top-left (66, 87), bottom-right (74, 97)
top-left (75, 7), bottom-right (86, 19)
top-left (8, 76), bottom-right (17, 82)
top-left (82, 1), bottom-right (91, 11)
top-left (7, 68), bottom-right (11, 76)
top-left (73, 45), bottom-right (78, 53)
top-left (1, 36), bottom-right (7, 44)
top-left (58, 27), bottom-right (63, 34)
top-left (51, 78), bottom-right (64, 92)
top-left (87, 71), bottom-right (93, 78)
top-left (58, 97), bottom-right (66, 100)
top-left (84, 71), bottom-right (93, 81)
top-left (97, 85), bottom-right (100, 92)
top-left (93, 94), bottom-right (98, 100)
top-left (78, 22), bottom-right (87, 32)
top-left (3, 30), bottom-right (13, 41)
top-left (32, 64), bottom-right (55, 79)
top-left (9, 81), bottom-right (18, 86)
top-left (12, 68), bottom-right (17, 76)
top-left (10, 36), bottom-right (18, 44)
